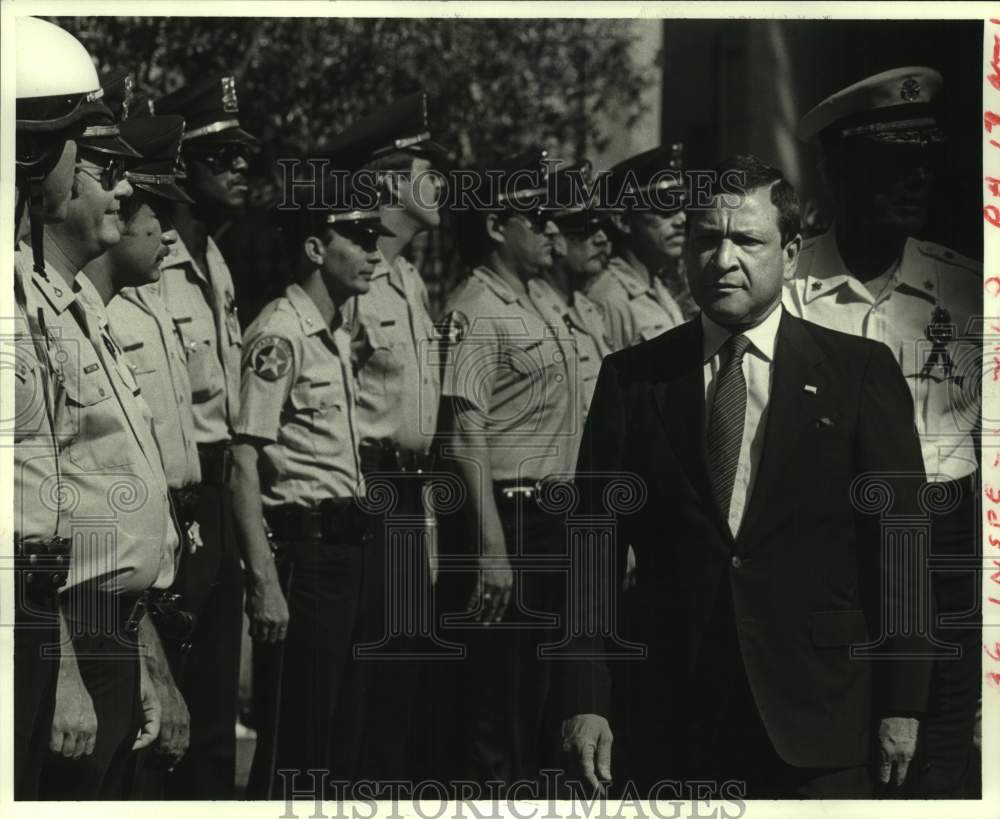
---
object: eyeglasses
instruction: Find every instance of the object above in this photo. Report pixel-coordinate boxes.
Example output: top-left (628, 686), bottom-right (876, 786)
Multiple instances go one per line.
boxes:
top-left (187, 144), bottom-right (249, 174)
top-left (78, 158), bottom-right (127, 192)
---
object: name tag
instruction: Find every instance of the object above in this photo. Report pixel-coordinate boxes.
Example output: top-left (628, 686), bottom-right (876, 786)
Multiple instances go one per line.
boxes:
top-left (123, 342), bottom-right (144, 352)
top-left (83, 363), bottom-right (99, 374)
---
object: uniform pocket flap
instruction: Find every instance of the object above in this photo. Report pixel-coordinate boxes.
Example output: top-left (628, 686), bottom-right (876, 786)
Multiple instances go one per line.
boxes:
top-left (507, 339), bottom-right (558, 375)
top-left (363, 324), bottom-right (396, 351)
top-left (810, 609), bottom-right (868, 647)
top-left (289, 382), bottom-right (342, 413)
top-left (638, 324), bottom-right (668, 341)
top-left (63, 365), bottom-right (113, 407)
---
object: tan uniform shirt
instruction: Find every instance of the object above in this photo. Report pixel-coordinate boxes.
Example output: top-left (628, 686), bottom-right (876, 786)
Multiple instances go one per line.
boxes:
top-left (343, 251), bottom-right (440, 453)
top-left (527, 277), bottom-right (612, 420)
top-left (235, 283), bottom-right (363, 508)
top-left (442, 267), bottom-right (576, 481)
top-left (15, 249), bottom-right (178, 593)
top-left (157, 234), bottom-right (242, 444)
top-left (783, 228), bottom-right (980, 482)
top-left (587, 255), bottom-right (684, 348)
top-left (13, 270), bottom-right (60, 546)
top-left (108, 287), bottom-right (201, 489)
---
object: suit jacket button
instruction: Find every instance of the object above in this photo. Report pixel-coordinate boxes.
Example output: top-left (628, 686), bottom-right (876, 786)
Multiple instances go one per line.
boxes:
top-left (731, 555), bottom-right (742, 569)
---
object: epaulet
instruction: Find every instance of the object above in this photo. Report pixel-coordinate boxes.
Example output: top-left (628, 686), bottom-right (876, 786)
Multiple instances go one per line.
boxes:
top-left (915, 240), bottom-right (981, 274)
top-left (245, 296), bottom-right (296, 343)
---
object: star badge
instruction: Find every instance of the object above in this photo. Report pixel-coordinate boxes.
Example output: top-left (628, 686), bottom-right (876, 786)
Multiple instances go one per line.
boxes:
top-left (250, 335), bottom-right (293, 381)
top-left (438, 310), bottom-right (470, 346)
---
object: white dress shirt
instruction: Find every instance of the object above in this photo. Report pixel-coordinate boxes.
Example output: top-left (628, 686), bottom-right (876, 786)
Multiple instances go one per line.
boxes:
top-left (702, 304), bottom-right (783, 536)
top-left (783, 227), bottom-right (980, 482)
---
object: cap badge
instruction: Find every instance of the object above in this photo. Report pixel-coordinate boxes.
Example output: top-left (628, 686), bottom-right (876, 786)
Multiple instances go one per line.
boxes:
top-left (221, 76), bottom-right (239, 113)
top-left (900, 77), bottom-right (921, 102)
top-left (122, 75), bottom-right (135, 119)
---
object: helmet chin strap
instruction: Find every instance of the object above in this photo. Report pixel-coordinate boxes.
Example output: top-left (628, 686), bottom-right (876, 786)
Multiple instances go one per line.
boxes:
top-left (27, 173), bottom-right (48, 276)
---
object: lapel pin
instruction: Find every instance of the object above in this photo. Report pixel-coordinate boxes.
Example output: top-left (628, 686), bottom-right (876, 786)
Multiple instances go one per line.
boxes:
top-left (817, 416), bottom-right (834, 428)
top-left (804, 384), bottom-right (818, 394)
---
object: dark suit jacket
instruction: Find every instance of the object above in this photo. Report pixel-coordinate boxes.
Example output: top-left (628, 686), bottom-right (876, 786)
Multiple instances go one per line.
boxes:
top-left (563, 311), bottom-right (933, 775)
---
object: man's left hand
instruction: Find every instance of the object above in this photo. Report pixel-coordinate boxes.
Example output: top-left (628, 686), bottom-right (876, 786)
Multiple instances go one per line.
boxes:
top-left (878, 716), bottom-right (919, 786)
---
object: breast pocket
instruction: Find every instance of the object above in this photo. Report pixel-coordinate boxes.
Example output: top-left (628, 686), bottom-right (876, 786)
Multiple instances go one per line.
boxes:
top-left (358, 325), bottom-right (401, 396)
top-left (287, 380), bottom-right (347, 455)
top-left (176, 317), bottom-right (221, 404)
top-left (62, 366), bottom-right (135, 471)
top-left (501, 338), bottom-right (566, 418)
top-left (638, 322), bottom-right (668, 342)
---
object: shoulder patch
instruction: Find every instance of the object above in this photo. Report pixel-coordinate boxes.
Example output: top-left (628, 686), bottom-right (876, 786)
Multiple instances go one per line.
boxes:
top-left (249, 334), bottom-right (293, 381)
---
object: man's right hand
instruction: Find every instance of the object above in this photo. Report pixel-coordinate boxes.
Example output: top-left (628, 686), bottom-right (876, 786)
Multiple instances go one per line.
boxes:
top-left (561, 713), bottom-right (613, 792)
top-left (51, 651), bottom-right (98, 759)
top-left (466, 550), bottom-right (513, 624)
top-left (246, 574), bottom-right (289, 644)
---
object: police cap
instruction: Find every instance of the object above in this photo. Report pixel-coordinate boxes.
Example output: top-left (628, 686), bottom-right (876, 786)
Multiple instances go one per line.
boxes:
top-left (121, 115), bottom-right (193, 204)
top-left (797, 66), bottom-right (944, 147)
top-left (606, 142), bottom-right (686, 212)
top-left (324, 92), bottom-right (448, 170)
top-left (153, 75), bottom-right (257, 145)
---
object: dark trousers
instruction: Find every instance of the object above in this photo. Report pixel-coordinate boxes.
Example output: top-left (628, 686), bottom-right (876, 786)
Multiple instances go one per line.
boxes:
top-left (246, 534), bottom-right (368, 799)
top-left (39, 590), bottom-right (143, 800)
top-left (163, 477), bottom-right (243, 799)
top-left (356, 474), bottom-right (435, 782)
top-left (14, 581), bottom-right (60, 800)
top-left (434, 486), bottom-right (566, 788)
top-left (904, 474), bottom-right (981, 798)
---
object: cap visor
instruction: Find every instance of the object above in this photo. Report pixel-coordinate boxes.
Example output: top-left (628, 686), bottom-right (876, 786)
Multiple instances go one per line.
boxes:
top-left (335, 219), bottom-right (396, 239)
top-left (78, 134), bottom-right (143, 159)
top-left (133, 180), bottom-right (194, 205)
top-left (185, 126), bottom-right (258, 146)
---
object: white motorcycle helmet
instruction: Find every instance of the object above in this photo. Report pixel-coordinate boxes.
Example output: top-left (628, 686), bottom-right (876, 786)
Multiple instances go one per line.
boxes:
top-left (15, 17), bottom-right (102, 273)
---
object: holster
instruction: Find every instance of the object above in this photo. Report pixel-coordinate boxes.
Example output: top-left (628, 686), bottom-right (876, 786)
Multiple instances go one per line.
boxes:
top-left (15, 537), bottom-right (70, 605)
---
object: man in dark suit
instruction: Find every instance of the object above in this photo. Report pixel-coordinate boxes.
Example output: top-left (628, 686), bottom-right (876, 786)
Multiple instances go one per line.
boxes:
top-left (560, 155), bottom-right (933, 799)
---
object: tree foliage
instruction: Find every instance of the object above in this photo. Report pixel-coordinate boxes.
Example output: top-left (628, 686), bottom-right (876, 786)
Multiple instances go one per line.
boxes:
top-left (55, 16), bottom-right (657, 165)
top-left (52, 16), bottom-right (658, 317)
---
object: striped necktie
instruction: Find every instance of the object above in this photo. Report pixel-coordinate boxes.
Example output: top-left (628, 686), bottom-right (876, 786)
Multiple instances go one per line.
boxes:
top-left (707, 333), bottom-right (751, 521)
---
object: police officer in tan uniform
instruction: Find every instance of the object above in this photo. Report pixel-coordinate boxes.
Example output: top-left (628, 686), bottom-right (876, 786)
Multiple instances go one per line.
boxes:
top-left (437, 149), bottom-right (576, 786)
top-left (17, 69), bottom-right (180, 797)
top-left (532, 160), bottom-right (616, 420)
top-left (13, 17), bottom-right (104, 800)
top-left (323, 94), bottom-right (445, 779)
top-left (235, 179), bottom-right (390, 797)
top-left (785, 66), bottom-right (981, 798)
top-left (148, 75), bottom-right (257, 798)
top-left (93, 110), bottom-right (199, 791)
top-left (588, 144), bottom-right (690, 348)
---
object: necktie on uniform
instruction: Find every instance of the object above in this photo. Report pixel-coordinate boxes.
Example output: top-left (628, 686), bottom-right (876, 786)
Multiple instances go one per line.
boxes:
top-left (707, 333), bottom-right (751, 521)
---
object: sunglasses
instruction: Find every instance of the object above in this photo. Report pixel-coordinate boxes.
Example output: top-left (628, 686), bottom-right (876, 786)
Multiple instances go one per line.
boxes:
top-left (334, 225), bottom-right (380, 253)
top-left (504, 209), bottom-right (551, 232)
top-left (78, 157), bottom-right (127, 191)
top-left (187, 144), bottom-right (249, 174)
